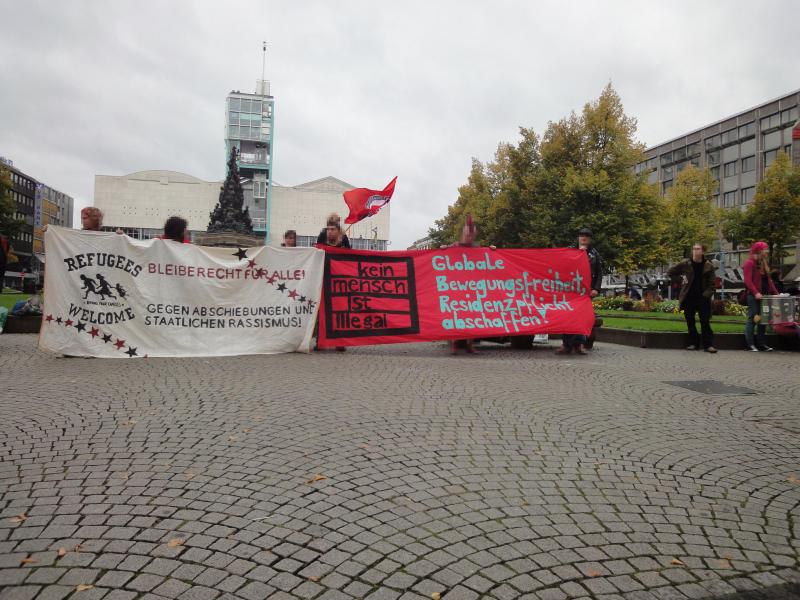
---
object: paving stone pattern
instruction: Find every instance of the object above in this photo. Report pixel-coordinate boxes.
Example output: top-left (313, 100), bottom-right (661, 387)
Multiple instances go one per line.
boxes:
top-left (0, 334), bottom-right (798, 599)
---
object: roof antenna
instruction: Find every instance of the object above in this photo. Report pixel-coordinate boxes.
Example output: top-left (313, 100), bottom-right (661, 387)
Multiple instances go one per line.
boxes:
top-left (261, 41), bottom-right (267, 94)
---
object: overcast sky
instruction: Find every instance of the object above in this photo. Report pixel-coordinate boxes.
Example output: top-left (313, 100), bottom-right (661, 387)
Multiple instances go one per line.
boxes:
top-left (1, 0), bottom-right (798, 248)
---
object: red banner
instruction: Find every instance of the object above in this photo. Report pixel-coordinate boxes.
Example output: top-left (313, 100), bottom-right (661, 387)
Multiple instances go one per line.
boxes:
top-left (317, 246), bottom-right (595, 348)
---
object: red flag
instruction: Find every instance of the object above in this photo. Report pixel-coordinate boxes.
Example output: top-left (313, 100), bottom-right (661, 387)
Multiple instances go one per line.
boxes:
top-left (343, 177), bottom-right (397, 224)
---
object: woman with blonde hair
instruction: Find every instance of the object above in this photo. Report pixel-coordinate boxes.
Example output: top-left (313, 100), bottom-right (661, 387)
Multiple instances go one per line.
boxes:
top-left (743, 241), bottom-right (778, 352)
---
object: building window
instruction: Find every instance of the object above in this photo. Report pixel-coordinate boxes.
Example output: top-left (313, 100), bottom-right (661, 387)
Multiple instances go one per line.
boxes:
top-left (253, 180), bottom-right (266, 198)
top-left (661, 166), bottom-right (673, 180)
top-left (676, 162), bottom-right (687, 173)
top-left (741, 155), bottom-right (755, 172)
top-left (781, 107), bottom-right (797, 125)
top-left (662, 180), bottom-right (673, 193)
top-left (738, 122), bottom-right (756, 138)
top-left (686, 142), bottom-right (701, 157)
top-left (705, 134), bottom-right (720, 149)
top-left (764, 149), bottom-right (778, 168)
top-left (710, 166), bottom-right (720, 180)
top-left (741, 187), bottom-right (756, 205)
top-left (721, 128), bottom-right (738, 145)
top-left (660, 151), bottom-right (672, 166)
top-left (707, 150), bottom-right (720, 165)
top-left (712, 193), bottom-right (720, 207)
top-left (690, 157), bottom-right (700, 168)
top-left (723, 191), bottom-right (736, 207)
top-left (673, 147), bottom-right (687, 161)
top-left (646, 157), bottom-right (657, 170)
top-left (723, 161), bottom-right (736, 177)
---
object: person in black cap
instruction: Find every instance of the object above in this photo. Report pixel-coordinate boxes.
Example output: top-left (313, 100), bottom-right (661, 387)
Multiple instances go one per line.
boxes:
top-left (558, 227), bottom-right (602, 355)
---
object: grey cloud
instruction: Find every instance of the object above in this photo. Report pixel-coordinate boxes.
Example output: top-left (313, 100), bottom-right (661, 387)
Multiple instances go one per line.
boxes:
top-left (1, 0), bottom-right (797, 248)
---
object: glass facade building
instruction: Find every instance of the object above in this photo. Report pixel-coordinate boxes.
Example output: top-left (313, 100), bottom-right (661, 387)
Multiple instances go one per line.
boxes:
top-left (637, 90), bottom-right (799, 211)
top-left (224, 81), bottom-right (275, 239)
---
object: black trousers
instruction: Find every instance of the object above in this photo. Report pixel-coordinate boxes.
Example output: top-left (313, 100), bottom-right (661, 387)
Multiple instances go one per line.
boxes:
top-left (683, 296), bottom-right (713, 348)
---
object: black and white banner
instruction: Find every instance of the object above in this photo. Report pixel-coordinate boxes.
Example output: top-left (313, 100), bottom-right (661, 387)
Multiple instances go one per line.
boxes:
top-left (40, 228), bottom-right (324, 357)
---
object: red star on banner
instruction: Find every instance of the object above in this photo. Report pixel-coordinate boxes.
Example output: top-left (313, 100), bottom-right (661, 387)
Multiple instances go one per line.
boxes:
top-left (114, 339), bottom-right (126, 350)
top-left (89, 327), bottom-right (100, 338)
top-left (288, 289), bottom-right (299, 299)
top-left (65, 319), bottom-right (73, 327)
top-left (45, 314), bottom-right (53, 322)
top-left (248, 259), bottom-right (257, 269)
top-left (267, 274), bottom-right (277, 285)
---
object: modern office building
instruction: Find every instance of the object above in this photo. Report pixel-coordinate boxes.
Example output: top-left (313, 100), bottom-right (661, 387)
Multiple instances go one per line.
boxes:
top-left (638, 89), bottom-right (798, 208)
top-left (408, 235), bottom-right (433, 250)
top-left (224, 81), bottom-right (275, 239)
top-left (1, 157), bottom-right (74, 287)
top-left (269, 176), bottom-right (390, 249)
top-left (634, 88), bottom-right (800, 286)
top-left (94, 170), bottom-right (220, 240)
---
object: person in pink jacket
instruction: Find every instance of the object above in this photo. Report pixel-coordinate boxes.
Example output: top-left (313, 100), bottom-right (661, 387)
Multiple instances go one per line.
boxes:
top-left (742, 241), bottom-right (778, 351)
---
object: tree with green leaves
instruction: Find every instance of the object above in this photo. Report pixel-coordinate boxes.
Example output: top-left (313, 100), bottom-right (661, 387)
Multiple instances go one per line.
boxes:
top-left (661, 165), bottom-right (719, 261)
top-left (429, 84), bottom-right (662, 279)
top-left (722, 151), bottom-right (800, 268)
top-left (0, 166), bottom-right (24, 240)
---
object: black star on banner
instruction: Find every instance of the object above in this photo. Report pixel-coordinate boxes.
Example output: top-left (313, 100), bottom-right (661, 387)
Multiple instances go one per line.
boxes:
top-left (102, 334), bottom-right (112, 344)
top-left (277, 283), bottom-right (287, 292)
top-left (125, 347), bottom-right (138, 357)
top-left (75, 321), bottom-right (86, 332)
top-left (89, 327), bottom-right (100, 338)
top-left (56, 317), bottom-right (63, 324)
top-left (299, 296), bottom-right (306, 303)
top-left (233, 247), bottom-right (248, 260)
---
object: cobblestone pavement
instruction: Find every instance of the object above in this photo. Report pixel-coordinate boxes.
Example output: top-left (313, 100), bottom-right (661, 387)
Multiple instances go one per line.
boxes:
top-left (1, 334), bottom-right (799, 600)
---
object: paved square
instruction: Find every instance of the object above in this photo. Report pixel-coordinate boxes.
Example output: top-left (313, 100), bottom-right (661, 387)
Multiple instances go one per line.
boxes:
top-left (1, 335), bottom-right (798, 599)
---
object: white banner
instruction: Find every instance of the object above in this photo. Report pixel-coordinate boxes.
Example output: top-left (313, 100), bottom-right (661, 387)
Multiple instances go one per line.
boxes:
top-left (40, 228), bottom-right (324, 357)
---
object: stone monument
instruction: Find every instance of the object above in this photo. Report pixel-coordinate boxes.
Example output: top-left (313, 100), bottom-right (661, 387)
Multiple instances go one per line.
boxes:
top-left (194, 148), bottom-right (264, 248)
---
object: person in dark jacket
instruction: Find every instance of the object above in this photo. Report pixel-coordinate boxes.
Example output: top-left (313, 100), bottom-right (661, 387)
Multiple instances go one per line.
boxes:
top-left (558, 228), bottom-right (602, 356)
top-left (667, 243), bottom-right (717, 353)
top-left (316, 213), bottom-right (350, 247)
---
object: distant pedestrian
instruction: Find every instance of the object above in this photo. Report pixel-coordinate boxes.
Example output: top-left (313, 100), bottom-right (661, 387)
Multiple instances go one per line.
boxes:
top-left (282, 229), bottom-right (297, 247)
top-left (667, 243), bottom-right (717, 353)
top-left (743, 241), bottom-right (778, 352)
top-left (317, 213), bottom-right (350, 248)
top-left (160, 216), bottom-right (190, 243)
top-left (558, 228), bottom-right (602, 356)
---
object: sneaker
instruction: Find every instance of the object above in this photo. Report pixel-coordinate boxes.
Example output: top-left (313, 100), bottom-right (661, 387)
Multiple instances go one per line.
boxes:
top-left (747, 345), bottom-right (760, 352)
top-left (686, 344), bottom-right (698, 351)
top-left (757, 345), bottom-right (773, 352)
top-left (704, 346), bottom-right (718, 353)
top-left (574, 344), bottom-right (588, 356)
top-left (555, 345), bottom-right (572, 355)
